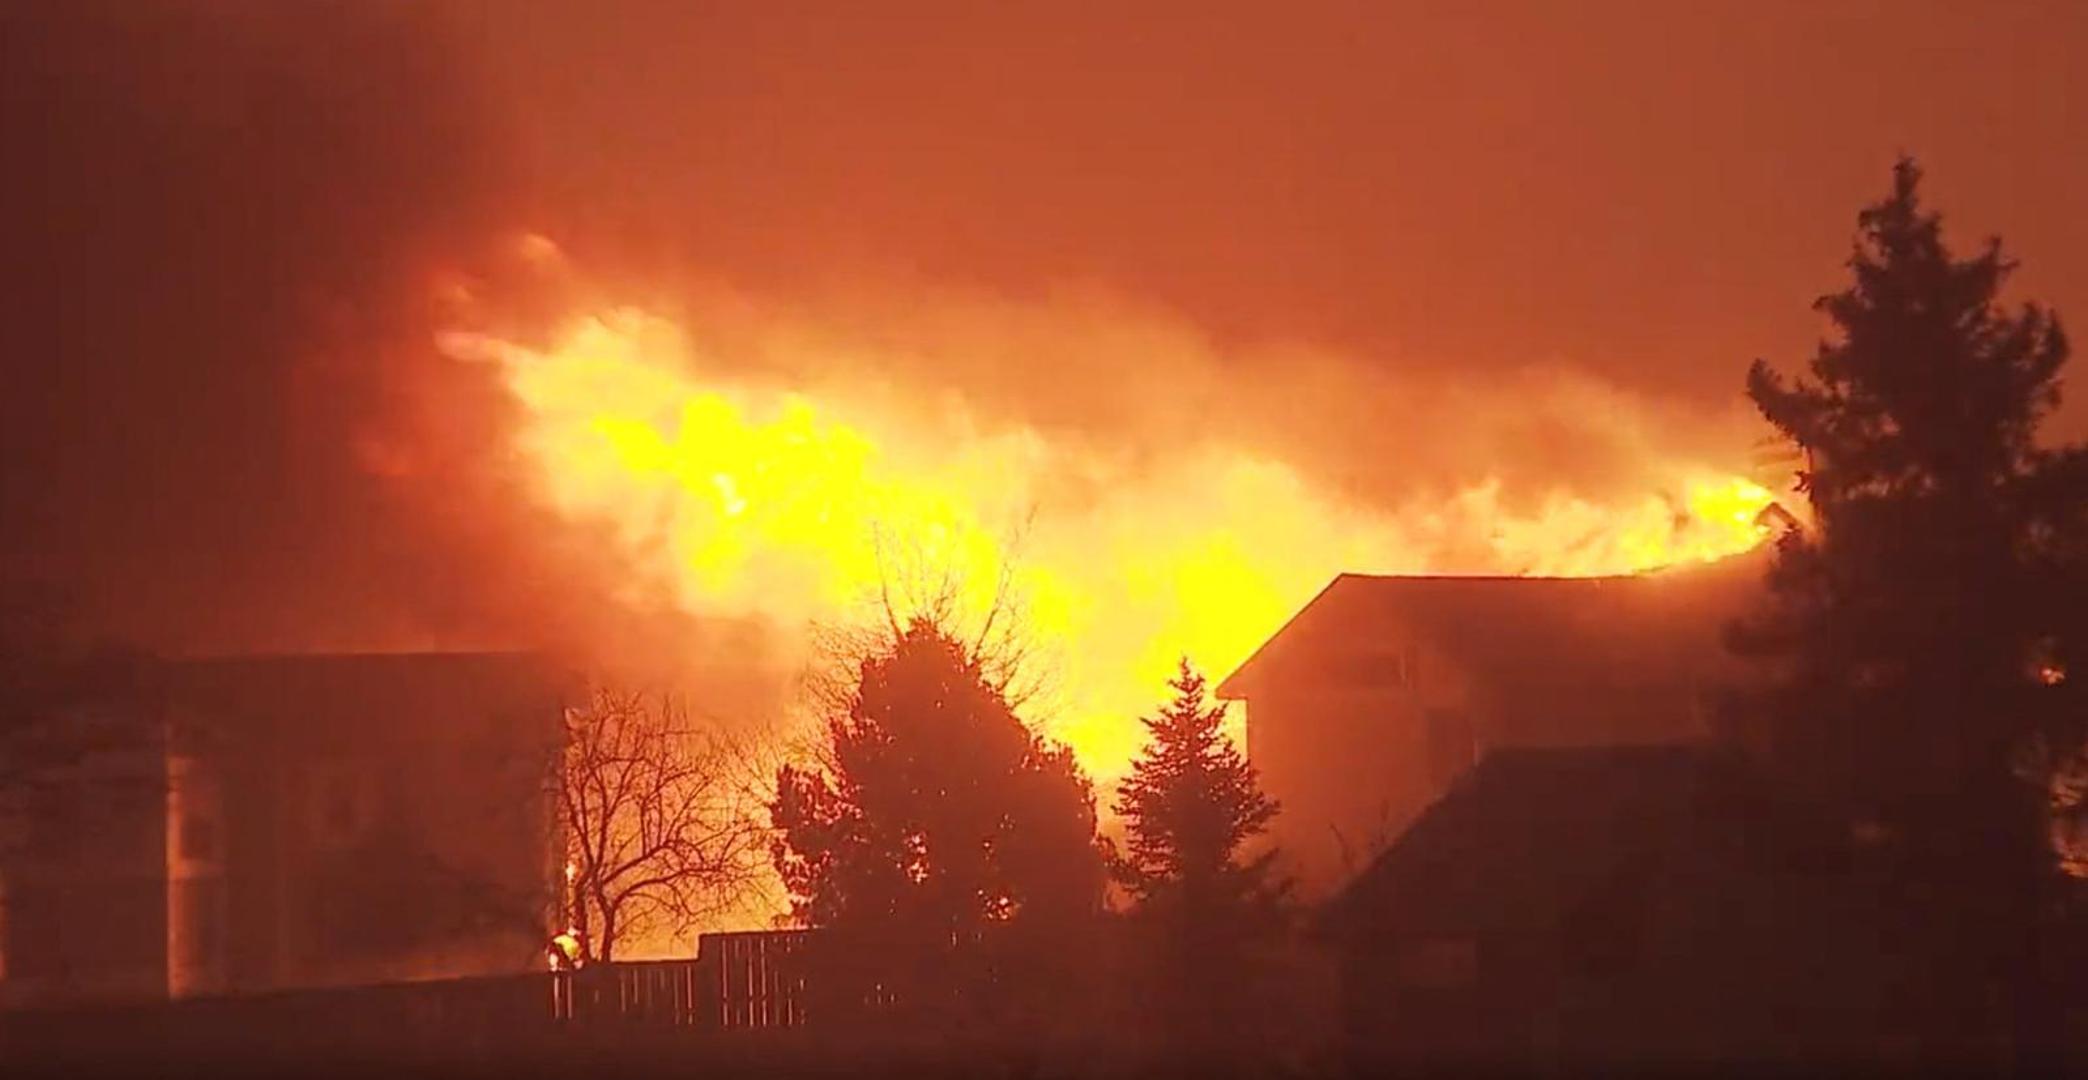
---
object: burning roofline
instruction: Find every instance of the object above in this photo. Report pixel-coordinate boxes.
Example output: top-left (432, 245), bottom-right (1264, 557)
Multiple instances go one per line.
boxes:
top-left (1214, 549), bottom-right (1770, 700)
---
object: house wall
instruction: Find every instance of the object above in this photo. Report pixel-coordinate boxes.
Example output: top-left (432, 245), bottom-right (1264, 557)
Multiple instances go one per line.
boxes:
top-left (172, 666), bottom-right (563, 995)
top-left (1248, 635), bottom-right (1475, 896)
top-left (1475, 669), bottom-right (1714, 750)
top-left (1247, 642), bottom-right (1716, 895)
top-left (2, 654), bottom-right (567, 1010)
top-left (1232, 561), bottom-right (1764, 898)
top-left (0, 725), bottom-right (169, 1009)
top-left (264, 737), bottom-right (554, 989)
top-left (1247, 686), bottom-right (1429, 895)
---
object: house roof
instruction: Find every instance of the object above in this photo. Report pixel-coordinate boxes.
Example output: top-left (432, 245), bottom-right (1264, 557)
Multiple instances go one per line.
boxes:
top-left (1319, 743), bottom-right (1770, 940)
top-left (153, 651), bottom-right (576, 749)
top-left (1215, 549), bottom-right (1767, 701)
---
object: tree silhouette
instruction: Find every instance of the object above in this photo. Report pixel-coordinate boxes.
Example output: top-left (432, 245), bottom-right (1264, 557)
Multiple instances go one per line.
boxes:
top-left (1115, 660), bottom-right (1282, 907)
top-left (1113, 659), bottom-right (1286, 1051)
top-left (556, 688), bottom-right (767, 963)
top-left (1731, 157), bottom-right (2088, 1061)
top-left (770, 616), bottom-right (1105, 1033)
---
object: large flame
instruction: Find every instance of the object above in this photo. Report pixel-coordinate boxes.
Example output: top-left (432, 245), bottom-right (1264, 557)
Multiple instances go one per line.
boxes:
top-left (441, 307), bottom-right (1772, 779)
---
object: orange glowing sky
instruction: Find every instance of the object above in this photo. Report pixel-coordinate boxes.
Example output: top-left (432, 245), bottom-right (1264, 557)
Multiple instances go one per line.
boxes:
top-left (405, 0), bottom-right (2083, 775)
top-left (451, 0), bottom-right (2088, 444)
top-left (7, 0), bottom-right (2084, 741)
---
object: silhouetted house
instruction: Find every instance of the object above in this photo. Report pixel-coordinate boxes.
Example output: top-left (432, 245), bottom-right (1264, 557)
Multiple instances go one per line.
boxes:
top-left (0, 652), bottom-right (571, 1009)
top-left (1217, 553), bottom-right (1763, 893)
top-left (1321, 745), bottom-right (1892, 1070)
top-left (0, 689), bottom-right (166, 1005)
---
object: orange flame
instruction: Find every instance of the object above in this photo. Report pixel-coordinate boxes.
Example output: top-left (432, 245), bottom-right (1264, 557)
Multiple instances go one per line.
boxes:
top-left (441, 307), bottom-right (1772, 780)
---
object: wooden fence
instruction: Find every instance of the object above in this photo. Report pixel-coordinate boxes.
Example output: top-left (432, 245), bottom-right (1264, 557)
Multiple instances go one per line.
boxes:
top-left (1, 928), bottom-right (818, 1061)
top-left (547, 929), bottom-right (807, 1029)
top-left (551, 958), bottom-right (701, 1026)
top-left (702, 929), bottom-right (809, 1029)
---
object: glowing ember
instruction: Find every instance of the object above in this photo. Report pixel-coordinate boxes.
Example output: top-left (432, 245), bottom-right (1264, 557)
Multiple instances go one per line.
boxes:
top-left (442, 308), bottom-right (1774, 780)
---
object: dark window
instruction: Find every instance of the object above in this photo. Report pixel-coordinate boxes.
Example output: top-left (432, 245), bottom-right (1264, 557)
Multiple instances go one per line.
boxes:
top-left (1337, 648), bottom-right (1417, 690)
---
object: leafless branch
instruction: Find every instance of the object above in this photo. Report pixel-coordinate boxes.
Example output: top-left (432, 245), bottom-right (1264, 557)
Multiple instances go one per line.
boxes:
top-left (555, 687), bottom-right (772, 962)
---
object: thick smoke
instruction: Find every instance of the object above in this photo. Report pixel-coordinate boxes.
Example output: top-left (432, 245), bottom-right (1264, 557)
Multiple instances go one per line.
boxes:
top-left (0, 0), bottom-right (1759, 689)
top-left (12, 1), bottom-right (2078, 700)
top-left (0, 2), bottom-right (530, 656)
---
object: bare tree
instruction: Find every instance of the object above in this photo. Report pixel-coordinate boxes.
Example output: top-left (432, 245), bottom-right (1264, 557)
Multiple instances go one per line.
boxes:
top-left (1329, 798), bottom-right (1405, 886)
top-left (803, 520), bottom-right (1055, 720)
top-left (556, 688), bottom-right (767, 963)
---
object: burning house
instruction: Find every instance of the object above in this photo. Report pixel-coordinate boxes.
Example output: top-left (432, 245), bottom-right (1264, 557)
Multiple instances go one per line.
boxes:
top-left (1216, 552), bottom-right (1765, 894)
top-left (0, 652), bottom-right (570, 1009)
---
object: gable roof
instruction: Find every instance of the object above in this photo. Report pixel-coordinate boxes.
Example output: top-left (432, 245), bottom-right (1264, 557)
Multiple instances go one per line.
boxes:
top-left (1215, 550), bottom-right (1766, 701)
top-left (1320, 743), bottom-right (1768, 940)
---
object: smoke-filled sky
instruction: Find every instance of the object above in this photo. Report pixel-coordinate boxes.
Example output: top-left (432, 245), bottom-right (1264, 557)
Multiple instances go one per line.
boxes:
top-left (6, 0), bottom-right (2087, 687)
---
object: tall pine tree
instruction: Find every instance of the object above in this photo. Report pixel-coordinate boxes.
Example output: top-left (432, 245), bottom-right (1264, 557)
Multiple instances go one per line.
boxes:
top-left (1115, 659), bottom-right (1281, 908)
top-left (1114, 660), bottom-right (1286, 1052)
top-left (1732, 158), bottom-right (2087, 1062)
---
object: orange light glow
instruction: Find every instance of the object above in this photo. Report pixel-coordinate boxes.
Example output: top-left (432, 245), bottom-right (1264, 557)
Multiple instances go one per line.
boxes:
top-left (442, 307), bottom-right (1774, 781)
top-left (548, 930), bottom-right (583, 971)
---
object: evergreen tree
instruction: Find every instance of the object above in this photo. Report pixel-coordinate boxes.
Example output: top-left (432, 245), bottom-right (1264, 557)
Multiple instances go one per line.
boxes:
top-left (1113, 659), bottom-right (1286, 1050)
top-left (770, 616), bottom-right (1105, 1034)
top-left (1115, 659), bottom-right (1281, 907)
top-left (1732, 158), bottom-right (2088, 1061)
